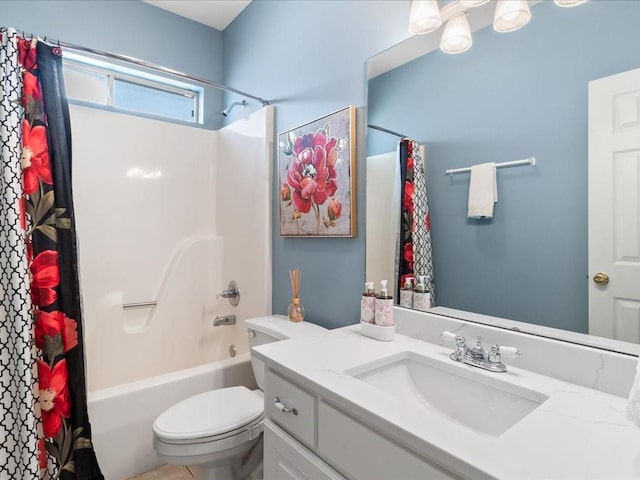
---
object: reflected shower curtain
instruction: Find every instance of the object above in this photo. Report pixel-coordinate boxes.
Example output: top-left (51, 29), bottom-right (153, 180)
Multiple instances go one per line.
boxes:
top-left (0, 28), bottom-right (103, 479)
top-left (398, 139), bottom-right (435, 302)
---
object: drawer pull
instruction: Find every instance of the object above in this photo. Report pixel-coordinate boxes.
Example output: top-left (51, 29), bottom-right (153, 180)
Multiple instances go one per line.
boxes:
top-left (274, 397), bottom-right (298, 415)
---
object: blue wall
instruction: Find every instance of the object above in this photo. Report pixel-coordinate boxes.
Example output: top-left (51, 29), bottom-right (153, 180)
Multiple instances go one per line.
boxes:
top-left (368, 1), bottom-right (640, 333)
top-left (223, 1), bottom-right (411, 328)
top-left (2, 0), bottom-right (224, 129)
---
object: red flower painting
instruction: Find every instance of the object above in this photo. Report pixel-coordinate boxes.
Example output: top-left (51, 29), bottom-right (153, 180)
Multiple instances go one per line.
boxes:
top-left (278, 107), bottom-right (355, 236)
top-left (286, 129), bottom-right (338, 214)
top-left (37, 359), bottom-right (71, 438)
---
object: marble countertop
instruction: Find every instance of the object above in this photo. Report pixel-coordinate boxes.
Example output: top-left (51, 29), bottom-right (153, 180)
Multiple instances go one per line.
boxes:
top-left (253, 325), bottom-right (640, 480)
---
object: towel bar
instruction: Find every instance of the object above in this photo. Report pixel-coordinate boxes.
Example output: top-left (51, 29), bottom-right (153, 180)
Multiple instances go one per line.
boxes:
top-left (446, 157), bottom-right (536, 175)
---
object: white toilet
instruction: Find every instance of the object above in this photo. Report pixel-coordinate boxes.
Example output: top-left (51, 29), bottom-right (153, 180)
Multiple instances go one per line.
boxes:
top-left (152, 315), bottom-right (327, 480)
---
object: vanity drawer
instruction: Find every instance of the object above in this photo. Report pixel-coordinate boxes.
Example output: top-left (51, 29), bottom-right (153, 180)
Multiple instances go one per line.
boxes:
top-left (265, 369), bottom-right (316, 448)
top-left (264, 420), bottom-right (346, 480)
top-left (317, 401), bottom-right (460, 480)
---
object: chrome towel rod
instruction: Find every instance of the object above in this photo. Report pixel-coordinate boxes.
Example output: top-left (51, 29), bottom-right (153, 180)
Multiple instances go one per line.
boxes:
top-left (446, 157), bottom-right (536, 175)
top-left (367, 124), bottom-right (406, 138)
top-left (122, 301), bottom-right (158, 309)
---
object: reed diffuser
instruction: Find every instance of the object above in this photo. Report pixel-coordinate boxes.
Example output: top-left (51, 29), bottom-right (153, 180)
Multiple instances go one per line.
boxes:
top-left (287, 268), bottom-right (305, 322)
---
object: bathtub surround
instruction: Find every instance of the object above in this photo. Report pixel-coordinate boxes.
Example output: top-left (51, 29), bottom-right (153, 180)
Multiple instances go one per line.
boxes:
top-left (73, 106), bottom-right (273, 391)
top-left (75, 106), bottom-right (271, 478)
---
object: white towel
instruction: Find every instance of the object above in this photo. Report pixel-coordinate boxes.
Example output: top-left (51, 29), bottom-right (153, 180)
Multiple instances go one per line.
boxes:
top-left (467, 162), bottom-right (497, 219)
top-left (627, 357), bottom-right (640, 427)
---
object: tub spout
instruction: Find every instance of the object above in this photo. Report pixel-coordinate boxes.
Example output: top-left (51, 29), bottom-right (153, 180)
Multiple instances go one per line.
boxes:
top-left (213, 315), bottom-right (236, 327)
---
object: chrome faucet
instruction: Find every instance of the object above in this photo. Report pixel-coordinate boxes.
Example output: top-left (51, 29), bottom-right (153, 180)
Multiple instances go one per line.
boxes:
top-left (213, 314), bottom-right (236, 327)
top-left (216, 280), bottom-right (240, 306)
top-left (442, 331), bottom-right (520, 373)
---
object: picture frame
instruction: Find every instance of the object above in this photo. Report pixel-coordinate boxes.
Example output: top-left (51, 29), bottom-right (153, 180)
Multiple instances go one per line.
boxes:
top-left (278, 106), bottom-right (356, 237)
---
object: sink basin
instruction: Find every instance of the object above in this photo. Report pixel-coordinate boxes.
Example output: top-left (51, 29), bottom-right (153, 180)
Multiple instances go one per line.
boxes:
top-left (346, 351), bottom-right (548, 437)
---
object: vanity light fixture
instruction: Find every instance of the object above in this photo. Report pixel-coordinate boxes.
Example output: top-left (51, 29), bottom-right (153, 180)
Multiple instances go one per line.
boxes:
top-left (493, 0), bottom-right (532, 33)
top-left (408, 0), bottom-right (443, 34)
top-left (553, 0), bottom-right (587, 7)
top-left (409, 0), bottom-right (586, 54)
top-left (440, 12), bottom-right (472, 54)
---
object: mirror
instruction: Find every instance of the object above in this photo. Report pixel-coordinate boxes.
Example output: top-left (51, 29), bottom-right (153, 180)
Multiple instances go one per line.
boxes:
top-left (366, 0), bottom-right (640, 352)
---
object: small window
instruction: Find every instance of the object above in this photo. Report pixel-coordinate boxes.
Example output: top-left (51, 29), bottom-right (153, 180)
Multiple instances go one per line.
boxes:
top-left (63, 52), bottom-right (203, 125)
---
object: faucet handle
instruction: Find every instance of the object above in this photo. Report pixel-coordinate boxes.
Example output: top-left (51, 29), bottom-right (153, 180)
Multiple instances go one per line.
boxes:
top-left (441, 331), bottom-right (457, 342)
top-left (471, 336), bottom-right (486, 357)
top-left (498, 345), bottom-right (521, 358)
top-left (489, 344), bottom-right (521, 363)
top-left (442, 331), bottom-right (465, 344)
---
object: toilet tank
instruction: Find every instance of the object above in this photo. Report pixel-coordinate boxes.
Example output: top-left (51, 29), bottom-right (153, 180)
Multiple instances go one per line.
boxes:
top-left (245, 315), bottom-right (327, 390)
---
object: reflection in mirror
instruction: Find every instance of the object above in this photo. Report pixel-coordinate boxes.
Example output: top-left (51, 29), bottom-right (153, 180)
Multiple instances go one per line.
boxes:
top-left (366, 0), bottom-right (640, 349)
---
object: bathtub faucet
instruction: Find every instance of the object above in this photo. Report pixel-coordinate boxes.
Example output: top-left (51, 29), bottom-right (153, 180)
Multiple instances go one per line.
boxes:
top-left (216, 280), bottom-right (240, 306)
top-left (213, 314), bottom-right (236, 327)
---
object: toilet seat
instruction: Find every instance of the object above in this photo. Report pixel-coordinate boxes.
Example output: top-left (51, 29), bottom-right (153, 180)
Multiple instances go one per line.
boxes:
top-left (153, 386), bottom-right (264, 446)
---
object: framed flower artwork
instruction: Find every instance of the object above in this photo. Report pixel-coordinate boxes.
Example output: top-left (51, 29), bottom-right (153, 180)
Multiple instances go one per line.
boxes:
top-left (278, 106), bottom-right (356, 237)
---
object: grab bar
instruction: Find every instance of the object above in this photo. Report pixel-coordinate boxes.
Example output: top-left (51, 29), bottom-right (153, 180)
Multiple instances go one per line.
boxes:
top-left (122, 301), bottom-right (158, 309)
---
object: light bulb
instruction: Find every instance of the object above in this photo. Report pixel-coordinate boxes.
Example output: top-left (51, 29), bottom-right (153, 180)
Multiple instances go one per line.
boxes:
top-left (494, 0), bottom-right (531, 33)
top-left (440, 12), bottom-right (472, 54)
top-left (460, 0), bottom-right (490, 7)
top-left (408, 0), bottom-right (442, 35)
top-left (554, 0), bottom-right (587, 6)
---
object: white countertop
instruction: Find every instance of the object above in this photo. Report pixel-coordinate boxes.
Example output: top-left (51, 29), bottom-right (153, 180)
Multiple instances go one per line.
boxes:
top-left (253, 325), bottom-right (640, 480)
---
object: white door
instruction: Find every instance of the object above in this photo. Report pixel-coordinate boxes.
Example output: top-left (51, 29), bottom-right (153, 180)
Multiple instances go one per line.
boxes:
top-left (588, 68), bottom-right (640, 342)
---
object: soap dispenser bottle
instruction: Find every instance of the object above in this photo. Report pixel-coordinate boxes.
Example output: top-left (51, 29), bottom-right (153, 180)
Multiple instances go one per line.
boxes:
top-left (413, 275), bottom-right (431, 312)
top-left (374, 280), bottom-right (394, 326)
top-left (399, 276), bottom-right (414, 308)
top-left (360, 281), bottom-right (376, 323)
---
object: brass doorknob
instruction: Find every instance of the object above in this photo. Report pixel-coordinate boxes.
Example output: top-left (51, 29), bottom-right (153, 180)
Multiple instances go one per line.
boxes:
top-left (593, 272), bottom-right (610, 285)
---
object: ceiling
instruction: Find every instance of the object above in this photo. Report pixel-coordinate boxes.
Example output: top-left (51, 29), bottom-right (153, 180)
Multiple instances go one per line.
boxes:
top-left (143, 0), bottom-right (252, 31)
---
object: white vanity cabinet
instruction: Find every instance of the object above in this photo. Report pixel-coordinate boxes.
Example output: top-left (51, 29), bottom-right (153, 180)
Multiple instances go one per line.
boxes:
top-left (264, 420), bottom-right (346, 480)
top-left (263, 368), bottom-right (461, 480)
top-left (263, 369), bottom-right (345, 480)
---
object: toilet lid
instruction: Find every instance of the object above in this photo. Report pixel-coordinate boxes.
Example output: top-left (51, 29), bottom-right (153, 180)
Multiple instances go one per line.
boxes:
top-left (153, 386), bottom-right (263, 441)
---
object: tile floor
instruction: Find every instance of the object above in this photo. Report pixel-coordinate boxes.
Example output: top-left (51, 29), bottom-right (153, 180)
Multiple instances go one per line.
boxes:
top-left (127, 464), bottom-right (194, 480)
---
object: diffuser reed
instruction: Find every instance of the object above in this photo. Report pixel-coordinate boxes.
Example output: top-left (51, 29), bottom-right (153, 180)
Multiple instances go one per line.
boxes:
top-left (287, 268), bottom-right (304, 322)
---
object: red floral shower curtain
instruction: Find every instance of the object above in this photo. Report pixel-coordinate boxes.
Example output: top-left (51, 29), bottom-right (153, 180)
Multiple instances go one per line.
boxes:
top-left (398, 138), bottom-right (434, 301)
top-left (0, 28), bottom-right (102, 479)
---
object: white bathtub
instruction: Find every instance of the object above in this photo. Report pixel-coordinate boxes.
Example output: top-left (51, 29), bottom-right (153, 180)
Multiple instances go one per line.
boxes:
top-left (88, 353), bottom-right (256, 480)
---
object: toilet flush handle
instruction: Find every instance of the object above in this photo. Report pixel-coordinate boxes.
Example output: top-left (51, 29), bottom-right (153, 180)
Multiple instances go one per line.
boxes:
top-left (274, 397), bottom-right (298, 415)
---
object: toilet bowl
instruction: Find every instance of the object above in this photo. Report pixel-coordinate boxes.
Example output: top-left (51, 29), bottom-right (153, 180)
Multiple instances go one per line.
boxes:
top-left (152, 315), bottom-right (327, 480)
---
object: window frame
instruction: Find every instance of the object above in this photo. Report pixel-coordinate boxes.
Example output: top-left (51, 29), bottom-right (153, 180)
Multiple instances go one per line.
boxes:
top-left (62, 52), bottom-right (204, 125)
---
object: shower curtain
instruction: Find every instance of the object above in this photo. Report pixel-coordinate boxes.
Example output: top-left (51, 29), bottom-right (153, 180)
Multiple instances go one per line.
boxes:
top-left (0, 28), bottom-right (103, 479)
top-left (398, 138), bottom-right (435, 302)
